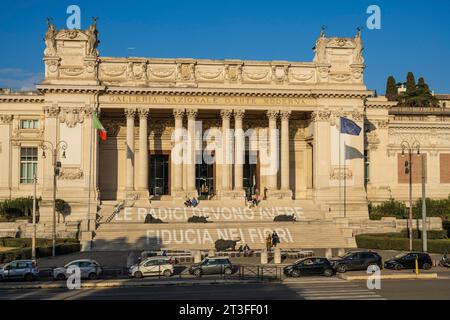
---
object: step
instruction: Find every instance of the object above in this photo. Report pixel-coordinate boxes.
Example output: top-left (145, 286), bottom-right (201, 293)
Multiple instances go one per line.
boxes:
top-left (92, 221), bottom-right (355, 251)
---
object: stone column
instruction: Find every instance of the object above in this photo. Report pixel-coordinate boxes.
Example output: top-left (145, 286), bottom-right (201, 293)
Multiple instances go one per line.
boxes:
top-left (280, 110), bottom-right (292, 195)
top-left (221, 110), bottom-right (232, 191)
top-left (186, 109), bottom-right (198, 194)
top-left (234, 110), bottom-right (245, 191)
top-left (125, 108), bottom-right (136, 192)
top-left (138, 108), bottom-right (149, 192)
top-left (266, 110), bottom-right (279, 191)
top-left (172, 108), bottom-right (184, 194)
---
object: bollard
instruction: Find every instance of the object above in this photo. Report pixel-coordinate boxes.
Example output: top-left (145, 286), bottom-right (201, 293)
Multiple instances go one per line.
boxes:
top-left (274, 247), bottom-right (281, 264)
top-left (337, 248), bottom-right (346, 257)
top-left (208, 249), bottom-right (216, 257)
top-left (415, 256), bottom-right (419, 275)
top-left (325, 248), bottom-right (333, 259)
top-left (194, 250), bottom-right (202, 263)
top-left (261, 249), bottom-right (268, 265)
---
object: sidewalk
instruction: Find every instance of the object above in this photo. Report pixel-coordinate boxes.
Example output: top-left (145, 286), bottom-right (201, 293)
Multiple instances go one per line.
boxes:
top-left (0, 277), bottom-right (268, 290)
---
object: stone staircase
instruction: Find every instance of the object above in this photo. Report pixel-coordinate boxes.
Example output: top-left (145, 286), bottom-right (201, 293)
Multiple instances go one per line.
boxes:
top-left (92, 199), bottom-right (356, 251)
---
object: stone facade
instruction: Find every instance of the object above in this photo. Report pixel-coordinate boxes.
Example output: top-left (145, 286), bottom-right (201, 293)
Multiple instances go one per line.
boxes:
top-left (0, 23), bottom-right (449, 242)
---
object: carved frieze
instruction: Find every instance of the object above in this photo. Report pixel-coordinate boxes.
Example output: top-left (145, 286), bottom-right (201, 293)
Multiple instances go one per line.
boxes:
top-left (311, 110), bottom-right (332, 122)
top-left (288, 69), bottom-right (314, 82)
top-left (0, 115), bottom-right (13, 124)
top-left (59, 167), bottom-right (84, 180)
top-left (225, 64), bottom-right (242, 82)
top-left (330, 167), bottom-right (353, 180)
top-left (366, 131), bottom-right (380, 150)
top-left (242, 67), bottom-right (271, 83)
top-left (148, 65), bottom-right (177, 80)
top-left (177, 63), bottom-right (195, 81)
top-left (271, 65), bottom-right (288, 84)
top-left (100, 64), bottom-right (127, 77)
top-left (43, 106), bottom-right (60, 117)
top-left (59, 107), bottom-right (85, 128)
top-left (196, 67), bottom-right (224, 82)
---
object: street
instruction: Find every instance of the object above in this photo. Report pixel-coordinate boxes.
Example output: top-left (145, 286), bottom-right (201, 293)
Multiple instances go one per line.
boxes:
top-left (0, 278), bottom-right (449, 300)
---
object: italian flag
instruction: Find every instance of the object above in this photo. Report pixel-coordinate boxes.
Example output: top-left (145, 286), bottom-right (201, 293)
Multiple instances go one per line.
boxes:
top-left (93, 114), bottom-right (107, 141)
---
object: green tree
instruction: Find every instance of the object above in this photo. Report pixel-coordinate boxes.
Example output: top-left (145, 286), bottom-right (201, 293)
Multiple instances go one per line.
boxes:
top-left (385, 75), bottom-right (397, 101)
top-left (406, 72), bottom-right (416, 95)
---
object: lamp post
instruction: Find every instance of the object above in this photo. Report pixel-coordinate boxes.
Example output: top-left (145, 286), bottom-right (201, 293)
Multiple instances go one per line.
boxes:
top-left (401, 140), bottom-right (420, 251)
top-left (421, 152), bottom-right (427, 252)
top-left (31, 174), bottom-right (37, 261)
top-left (40, 140), bottom-right (68, 257)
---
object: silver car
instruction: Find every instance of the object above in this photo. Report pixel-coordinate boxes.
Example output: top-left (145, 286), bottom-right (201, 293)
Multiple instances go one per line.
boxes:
top-left (0, 260), bottom-right (39, 281)
top-left (53, 259), bottom-right (102, 280)
top-left (129, 256), bottom-right (174, 278)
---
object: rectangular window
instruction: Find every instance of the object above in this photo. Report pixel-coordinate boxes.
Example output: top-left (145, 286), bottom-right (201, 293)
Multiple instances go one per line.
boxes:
top-left (20, 147), bottom-right (38, 184)
top-left (440, 154), bottom-right (450, 183)
top-left (20, 119), bottom-right (39, 129)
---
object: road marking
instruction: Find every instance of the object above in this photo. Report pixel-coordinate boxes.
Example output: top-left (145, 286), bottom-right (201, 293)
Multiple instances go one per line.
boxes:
top-left (283, 277), bottom-right (386, 300)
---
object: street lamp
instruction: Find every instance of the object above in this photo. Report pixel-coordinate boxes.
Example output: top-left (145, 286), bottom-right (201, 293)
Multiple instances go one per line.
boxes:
top-left (400, 140), bottom-right (420, 251)
top-left (40, 140), bottom-right (68, 257)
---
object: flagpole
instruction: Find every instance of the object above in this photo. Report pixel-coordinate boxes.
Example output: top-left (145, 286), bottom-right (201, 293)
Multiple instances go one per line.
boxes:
top-left (344, 141), bottom-right (347, 218)
top-left (87, 113), bottom-right (94, 232)
top-left (339, 121), bottom-right (342, 217)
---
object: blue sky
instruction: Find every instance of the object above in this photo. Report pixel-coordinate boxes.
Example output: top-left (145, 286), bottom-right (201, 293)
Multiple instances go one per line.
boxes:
top-left (0, 0), bottom-right (449, 93)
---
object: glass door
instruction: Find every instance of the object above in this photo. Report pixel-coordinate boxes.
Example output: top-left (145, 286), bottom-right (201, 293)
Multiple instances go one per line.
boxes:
top-left (150, 155), bottom-right (169, 196)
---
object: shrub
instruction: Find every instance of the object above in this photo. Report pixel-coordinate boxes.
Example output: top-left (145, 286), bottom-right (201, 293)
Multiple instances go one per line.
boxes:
top-left (273, 214), bottom-right (296, 222)
top-left (187, 216), bottom-right (209, 223)
top-left (0, 242), bottom-right (81, 263)
top-left (369, 198), bottom-right (407, 220)
top-left (369, 196), bottom-right (450, 221)
top-left (398, 229), bottom-right (448, 240)
top-left (0, 197), bottom-right (41, 220)
top-left (355, 234), bottom-right (450, 254)
top-left (0, 237), bottom-right (78, 248)
top-left (443, 220), bottom-right (450, 238)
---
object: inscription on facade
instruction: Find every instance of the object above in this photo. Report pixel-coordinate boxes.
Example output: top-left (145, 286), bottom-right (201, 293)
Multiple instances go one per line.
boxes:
top-left (103, 95), bottom-right (315, 107)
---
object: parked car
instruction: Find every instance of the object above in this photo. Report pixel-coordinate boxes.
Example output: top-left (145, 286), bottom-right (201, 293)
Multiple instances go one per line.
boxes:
top-left (189, 257), bottom-right (234, 276)
top-left (384, 252), bottom-right (432, 270)
top-left (129, 256), bottom-right (174, 278)
top-left (284, 257), bottom-right (335, 277)
top-left (439, 252), bottom-right (450, 268)
top-left (330, 251), bottom-right (383, 273)
top-left (0, 260), bottom-right (39, 281)
top-left (53, 259), bottom-right (102, 280)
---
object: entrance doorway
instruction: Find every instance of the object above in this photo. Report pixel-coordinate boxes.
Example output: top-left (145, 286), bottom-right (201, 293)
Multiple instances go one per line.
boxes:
top-left (150, 154), bottom-right (169, 196)
top-left (243, 152), bottom-right (258, 199)
top-left (196, 159), bottom-right (215, 200)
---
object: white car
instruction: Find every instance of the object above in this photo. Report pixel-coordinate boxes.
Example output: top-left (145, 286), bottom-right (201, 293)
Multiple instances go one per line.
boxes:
top-left (129, 256), bottom-right (174, 278)
top-left (53, 259), bottom-right (102, 280)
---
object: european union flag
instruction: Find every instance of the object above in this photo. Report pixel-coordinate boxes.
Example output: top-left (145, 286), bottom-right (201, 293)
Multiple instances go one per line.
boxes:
top-left (340, 117), bottom-right (361, 136)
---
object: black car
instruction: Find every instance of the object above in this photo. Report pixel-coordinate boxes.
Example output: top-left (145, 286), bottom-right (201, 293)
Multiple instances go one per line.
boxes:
top-left (283, 257), bottom-right (335, 277)
top-left (384, 252), bottom-right (432, 270)
top-left (189, 257), bottom-right (234, 276)
top-left (330, 251), bottom-right (382, 273)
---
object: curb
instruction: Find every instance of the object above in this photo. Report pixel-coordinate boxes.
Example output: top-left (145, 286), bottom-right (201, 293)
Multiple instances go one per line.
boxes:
top-left (0, 279), bottom-right (265, 290)
top-left (338, 273), bottom-right (439, 281)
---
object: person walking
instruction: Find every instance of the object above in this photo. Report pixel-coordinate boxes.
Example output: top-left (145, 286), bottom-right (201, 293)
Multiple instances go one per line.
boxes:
top-left (265, 233), bottom-right (272, 251)
top-left (272, 231), bottom-right (280, 248)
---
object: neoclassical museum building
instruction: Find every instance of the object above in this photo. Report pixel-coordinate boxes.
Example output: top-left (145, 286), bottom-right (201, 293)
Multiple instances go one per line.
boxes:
top-left (0, 22), bottom-right (448, 249)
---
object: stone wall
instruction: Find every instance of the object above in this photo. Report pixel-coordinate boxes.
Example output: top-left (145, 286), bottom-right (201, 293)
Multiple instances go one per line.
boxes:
top-left (351, 217), bottom-right (443, 235)
top-left (0, 220), bottom-right (79, 239)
